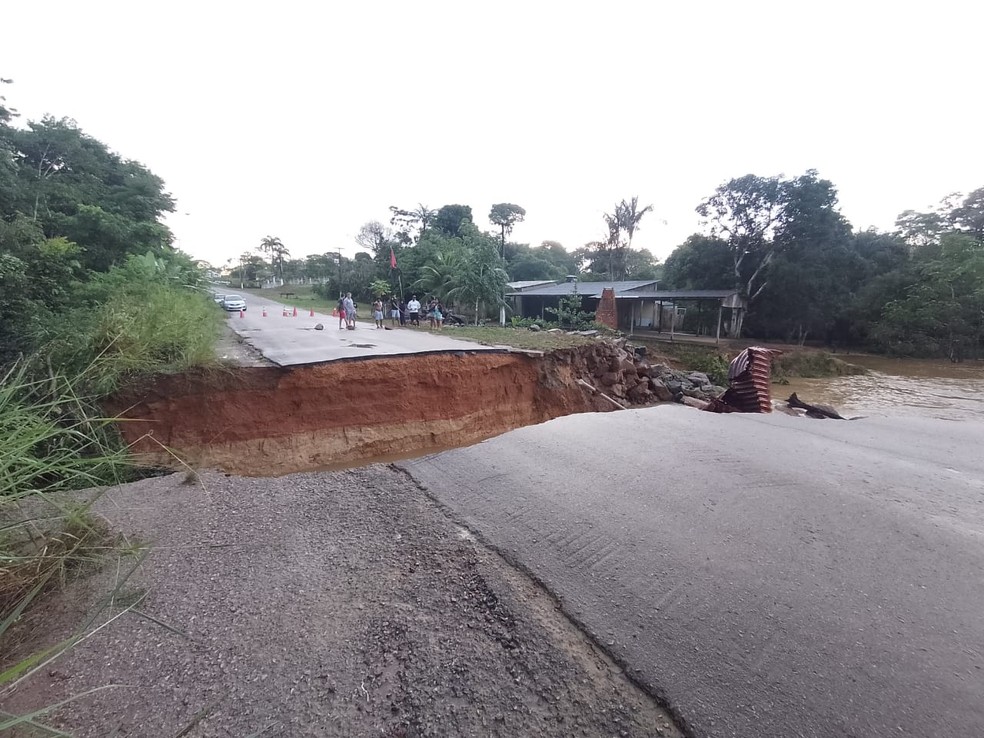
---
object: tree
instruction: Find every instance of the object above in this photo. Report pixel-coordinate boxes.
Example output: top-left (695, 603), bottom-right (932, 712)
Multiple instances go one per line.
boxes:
top-left (369, 279), bottom-right (391, 298)
top-left (432, 204), bottom-right (473, 238)
top-left (949, 187), bottom-right (984, 244)
top-left (872, 234), bottom-right (984, 360)
top-left (258, 235), bottom-right (289, 285)
top-left (389, 204), bottom-right (436, 245)
top-left (414, 224), bottom-right (508, 323)
top-left (662, 235), bottom-right (733, 289)
top-left (488, 203), bottom-right (526, 258)
top-left (355, 221), bottom-right (390, 253)
top-left (595, 197), bottom-right (654, 280)
top-left (617, 196), bottom-right (654, 250)
top-left (446, 229), bottom-right (510, 324)
top-left (697, 174), bottom-right (783, 308)
top-left (0, 77), bottom-right (16, 124)
top-left (1, 115), bottom-right (175, 272)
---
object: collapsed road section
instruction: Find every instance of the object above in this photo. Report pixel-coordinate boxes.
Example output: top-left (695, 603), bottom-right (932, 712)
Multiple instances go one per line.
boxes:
top-left (111, 342), bottom-right (712, 476)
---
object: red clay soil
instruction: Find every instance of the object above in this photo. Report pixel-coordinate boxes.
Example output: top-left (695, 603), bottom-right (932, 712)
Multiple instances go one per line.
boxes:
top-left (109, 351), bottom-right (613, 476)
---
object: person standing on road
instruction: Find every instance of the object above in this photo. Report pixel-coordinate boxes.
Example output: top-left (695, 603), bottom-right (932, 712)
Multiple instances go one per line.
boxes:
top-left (343, 292), bottom-right (356, 329)
top-left (434, 300), bottom-right (444, 331)
top-left (389, 296), bottom-right (401, 327)
top-left (336, 295), bottom-right (346, 330)
top-left (407, 295), bottom-right (421, 326)
top-left (427, 297), bottom-right (439, 330)
top-left (398, 299), bottom-right (407, 326)
top-left (373, 298), bottom-right (384, 329)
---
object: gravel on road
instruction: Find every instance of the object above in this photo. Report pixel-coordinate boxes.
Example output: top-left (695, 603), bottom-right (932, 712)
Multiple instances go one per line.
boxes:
top-left (2, 466), bottom-right (682, 738)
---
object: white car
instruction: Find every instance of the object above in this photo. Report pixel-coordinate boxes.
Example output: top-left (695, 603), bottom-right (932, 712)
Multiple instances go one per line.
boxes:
top-left (212, 293), bottom-right (226, 304)
top-left (221, 295), bottom-right (247, 312)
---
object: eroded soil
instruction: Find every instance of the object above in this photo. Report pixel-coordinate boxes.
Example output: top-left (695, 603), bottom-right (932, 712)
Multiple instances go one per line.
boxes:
top-left (108, 345), bottom-right (650, 476)
top-left (1, 467), bottom-right (683, 737)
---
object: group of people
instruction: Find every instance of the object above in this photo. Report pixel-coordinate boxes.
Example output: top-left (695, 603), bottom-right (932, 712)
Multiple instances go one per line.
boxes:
top-left (338, 293), bottom-right (448, 330)
top-left (337, 292), bottom-right (357, 330)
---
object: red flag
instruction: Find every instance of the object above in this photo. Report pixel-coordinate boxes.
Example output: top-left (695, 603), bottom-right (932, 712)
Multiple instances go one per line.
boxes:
top-left (390, 247), bottom-right (397, 269)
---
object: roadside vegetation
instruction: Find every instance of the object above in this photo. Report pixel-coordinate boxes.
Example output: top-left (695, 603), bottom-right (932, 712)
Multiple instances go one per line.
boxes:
top-left (226, 173), bottom-right (984, 362)
top-left (440, 326), bottom-right (601, 352)
top-left (0, 80), bottom-right (220, 726)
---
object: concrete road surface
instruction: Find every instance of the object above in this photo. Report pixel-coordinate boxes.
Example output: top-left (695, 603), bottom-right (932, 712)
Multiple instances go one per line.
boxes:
top-left (400, 406), bottom-right (984, 738)
top-left (217, 291), bottom-right (503, 366)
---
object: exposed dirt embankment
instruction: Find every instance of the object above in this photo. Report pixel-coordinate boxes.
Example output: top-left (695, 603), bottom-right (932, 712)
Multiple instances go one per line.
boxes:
top-left (111, 350), bottom-right (624, 476)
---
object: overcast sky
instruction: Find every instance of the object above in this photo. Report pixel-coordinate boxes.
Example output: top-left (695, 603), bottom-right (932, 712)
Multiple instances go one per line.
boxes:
top-left (4, 1), bottom-right (982, 267)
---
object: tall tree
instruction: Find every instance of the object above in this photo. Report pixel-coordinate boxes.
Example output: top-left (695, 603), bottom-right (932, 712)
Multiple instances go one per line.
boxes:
top-left (3, 115), bottom-right (174, 270)
top-left (697, 174), bottom-right (783, 302)
top-left (488, 203), bottom-right (526, 258)
top-left (662, 235), bottom-right (733, 289)
top-left (258, 236), bottom-right (289, 285)
top-left (949, 187), bottom-right (984, 243)
top-left (873, 233), bottom-right (984, 360)
top-left (595, 197), bottom-right (653, 280)
top-left (616, 196), bottom-right (654, 249)
top-left (432, 204), bottom-right (473, 238)
top-left (388, 204), bottom-right (435, 245)
top-left (355, 221), bottom-right (390, 253)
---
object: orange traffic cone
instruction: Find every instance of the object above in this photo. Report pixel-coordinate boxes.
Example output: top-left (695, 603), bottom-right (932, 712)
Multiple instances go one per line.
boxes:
top-left (239, 309), bottom-right (244, 319)
top-left (292, 306), bottom-right (298, 317)
top-left (309, 308), bottom-right (315, 317)
top-left (262, 307), bottom-right (267, 317)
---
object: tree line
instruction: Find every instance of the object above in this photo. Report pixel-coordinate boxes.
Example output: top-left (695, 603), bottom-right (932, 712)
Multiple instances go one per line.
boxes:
top-left (233, 198), bottom-right (663, 318)
top-left (663, 171), bottom-right (984, 358)
top-left (0, 79), bottom-right (213, 372)
top-left (5, 77), bottom-right (981, 360)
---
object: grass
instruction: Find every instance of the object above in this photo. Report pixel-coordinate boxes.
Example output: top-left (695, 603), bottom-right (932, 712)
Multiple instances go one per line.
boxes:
top-left (44, 286), bottom-right (224, 397)
top-left (639, 340), bottom-right (867, 382)
top-left (0, 271), bottom-right (226, 732)
top-left (428, 325), bottom-right (605, 351)
top-left (772, 351), bottom-right (867, 379)
top-left (0, 363), bottom-right (127, 616)
top-left (0, 362), bottom-right (134, 736)
top-left (239, 285), bottom-right (339, 313)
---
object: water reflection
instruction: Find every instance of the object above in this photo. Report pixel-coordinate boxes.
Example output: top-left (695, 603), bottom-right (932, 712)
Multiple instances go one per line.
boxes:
top-left (776, 355), bottom-right (984, 421)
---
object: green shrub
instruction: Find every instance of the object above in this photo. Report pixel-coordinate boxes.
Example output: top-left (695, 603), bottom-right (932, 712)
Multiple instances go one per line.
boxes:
top-left (545, 290), bottom-right (596, 330)
top-left (38, 257), bottom-right (223, 395)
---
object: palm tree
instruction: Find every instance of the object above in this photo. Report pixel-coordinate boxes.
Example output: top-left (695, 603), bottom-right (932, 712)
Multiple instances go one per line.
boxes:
top-left (416, 247), bottom-right (465, 302)
top-left (258, 236), bottom-right (289, 286)
top-left (618, 196), bottom-right (654, 249)
top-left (602, 197), bottom-right (654, 280)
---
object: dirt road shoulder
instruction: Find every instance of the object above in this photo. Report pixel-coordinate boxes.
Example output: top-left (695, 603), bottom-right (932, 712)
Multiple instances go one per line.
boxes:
top-left (2, 466), bottom-right (682, 737)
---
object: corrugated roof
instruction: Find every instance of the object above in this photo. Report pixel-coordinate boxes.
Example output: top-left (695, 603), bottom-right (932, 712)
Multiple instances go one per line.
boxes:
top-left (507, 283), bottom-right (740, 302)
top-left (506, 280), bottom-right (559, 291)
top-left (506, 280), bottom-right (659, 297)
top-left (627, 290), bottom-right (740, 300)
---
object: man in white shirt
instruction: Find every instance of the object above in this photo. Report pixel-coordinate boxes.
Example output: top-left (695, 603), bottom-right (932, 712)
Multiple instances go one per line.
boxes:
top-left (407, 295), bottom-right (421, 326)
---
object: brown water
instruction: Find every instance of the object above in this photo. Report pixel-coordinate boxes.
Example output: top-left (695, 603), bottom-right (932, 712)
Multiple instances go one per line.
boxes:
top-left (778, 354), bottom-right (984, 421)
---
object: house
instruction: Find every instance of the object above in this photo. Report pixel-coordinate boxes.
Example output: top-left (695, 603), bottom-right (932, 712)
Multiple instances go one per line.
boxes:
top-left (507, 278), bottom-right (746, 340)
top-left (507, 279), bottom-right (662, 329)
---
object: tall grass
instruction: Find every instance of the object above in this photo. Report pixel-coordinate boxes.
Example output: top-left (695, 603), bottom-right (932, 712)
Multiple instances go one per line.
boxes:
top-left (0, 258), bottom-right (225, 731)
top-left (0, 362), bottom-right (149, 734)
top-left (43, 284), bottom-right (223, 397)
top-left (0, 362), bottom-right (127, 616)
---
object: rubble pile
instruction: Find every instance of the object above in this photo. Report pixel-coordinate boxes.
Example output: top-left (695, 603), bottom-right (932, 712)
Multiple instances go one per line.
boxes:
top-left (551, 340), bottom-right (727, 407)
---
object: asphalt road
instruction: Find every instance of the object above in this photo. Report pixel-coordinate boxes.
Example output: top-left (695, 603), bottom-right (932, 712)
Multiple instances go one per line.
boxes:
top-left (400, 406), bottom-right (984, 738)
top-left (217, 291), bottom-right (503, 366)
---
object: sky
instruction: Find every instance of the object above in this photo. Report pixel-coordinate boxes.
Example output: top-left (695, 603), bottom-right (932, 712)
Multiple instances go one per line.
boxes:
top-left (3, 0), bottom-right (982, 268)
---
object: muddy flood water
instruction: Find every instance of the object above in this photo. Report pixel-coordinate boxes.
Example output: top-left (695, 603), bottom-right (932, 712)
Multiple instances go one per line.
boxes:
top-left (778, 354), bottom-right (984, 421)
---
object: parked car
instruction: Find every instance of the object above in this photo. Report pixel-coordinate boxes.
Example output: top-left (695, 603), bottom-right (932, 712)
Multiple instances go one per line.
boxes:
top-left (221, 295), bottom-right (247, 312)
top-left (212, 293), bottom-right (226, 304)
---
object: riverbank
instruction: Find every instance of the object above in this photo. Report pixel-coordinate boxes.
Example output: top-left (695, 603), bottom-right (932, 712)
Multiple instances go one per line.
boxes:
top-left (0, 468), bottom-right (683, 737)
